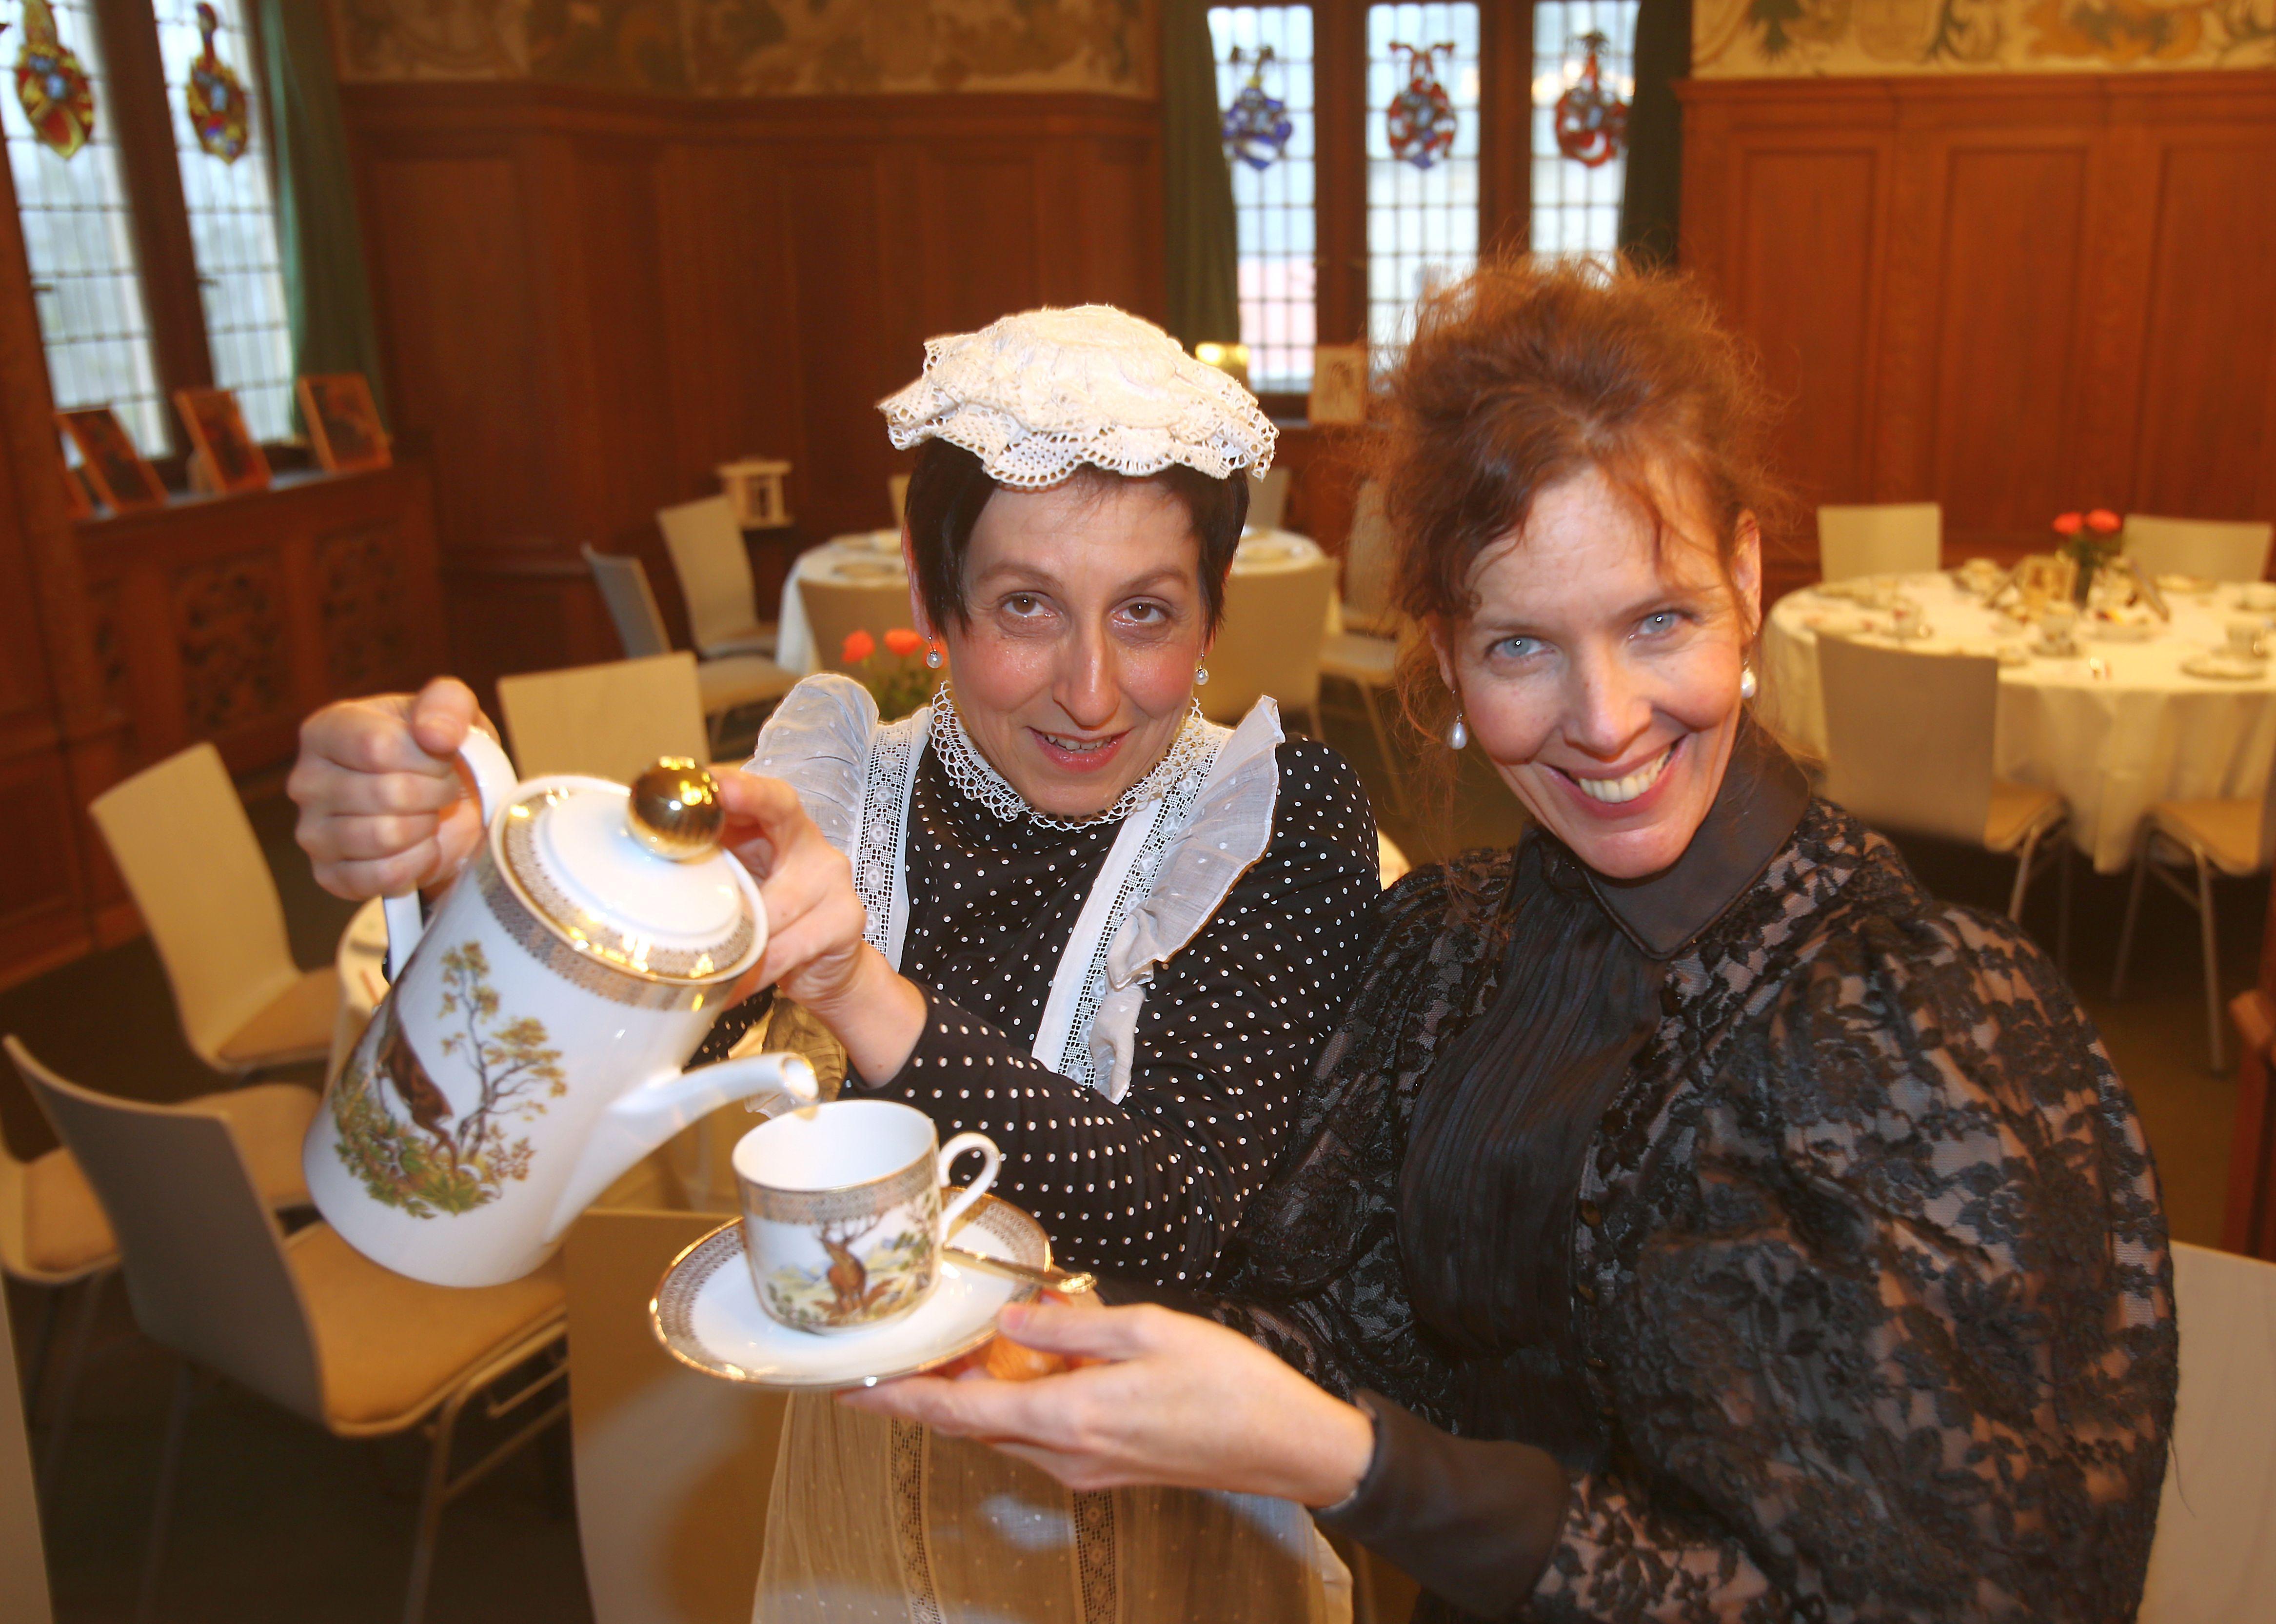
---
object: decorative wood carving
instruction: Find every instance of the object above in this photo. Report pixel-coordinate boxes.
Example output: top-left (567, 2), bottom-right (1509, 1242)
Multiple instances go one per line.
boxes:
top-left (318, 522), bottom-right (415, 694)
top-left (171, 551), bottom-right (291, 736)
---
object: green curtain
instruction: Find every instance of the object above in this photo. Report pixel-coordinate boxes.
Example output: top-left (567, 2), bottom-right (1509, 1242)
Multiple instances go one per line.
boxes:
top-left (256, 0), bottom-right (389, 423)
top-left (1618, 0), bottom-right (1693, 269)
top-left (1161, 0), bottom-right (1239, 350)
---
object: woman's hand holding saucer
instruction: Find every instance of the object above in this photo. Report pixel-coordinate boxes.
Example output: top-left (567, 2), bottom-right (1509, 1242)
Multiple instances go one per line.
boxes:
top-left (842, 1300), bottom-right (1376, 1507)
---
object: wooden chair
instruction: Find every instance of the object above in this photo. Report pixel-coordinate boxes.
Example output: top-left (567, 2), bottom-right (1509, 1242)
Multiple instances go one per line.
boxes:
top-left (582, 547), bottom-right (797, 757)
top-left (1, 1057), bottom-right (316, 1496)
top-left (657, 495), bottom-right (777, 658)
top-left (2110, 751), bottom-right (2276, 1072)
top-left (88, 743), bottom-right (340, 1074)
top-left (2136, 1241), bottom-right (2276, 1622)
top-left (2121, 514), bottom-right (2274, 583)
top-left (496, 653), bottom-right (712, 780)
top-left (1337, 479), bottom-right (1397, 637)
top-left (887, 473), bottom-right (910, 529)
top-left (1320, 480), bottom-right (1410, 815)
top-left (1201, 555), bottom-right (1338, 735)
top-left (1816, 502), bottom-right (1941, 583)
top-left (566, 1210), bottom-right (786, 1624)
top-left (797, 575), bottom-right (922, 678)
top-left (1247, 466), bottom-right (1292, 534)
top-left (9, 1038), bottom-right (568, 1624)
top-left (1815, 638), bottom-right (2070, 955)
top-left (0, 1268), bottom-right (52, 1624)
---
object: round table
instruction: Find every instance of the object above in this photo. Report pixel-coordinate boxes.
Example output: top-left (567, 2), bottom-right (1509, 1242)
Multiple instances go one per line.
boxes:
top-left (1762, 573), bottom-right (2276, 872)
top-left (771, 528), bottom-right (1339, 677)
top-left (327, 895), bottom-right (391, 1077)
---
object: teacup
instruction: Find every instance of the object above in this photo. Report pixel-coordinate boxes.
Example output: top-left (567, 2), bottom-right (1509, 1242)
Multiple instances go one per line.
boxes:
top-left (2038, 604), bottom-right (2079, 654)
top-left (2226, 616), bottom-right (2265, 662)
top-left (2241, 583), bottom-right (2276, 613)
top-left (733, 1100), bottom-right (1001, 1334)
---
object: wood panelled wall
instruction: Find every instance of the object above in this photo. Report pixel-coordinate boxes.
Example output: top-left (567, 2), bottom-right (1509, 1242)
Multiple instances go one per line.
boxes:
top-left (339, 83), bottom-right (1165, 699)
top-left (1679, 71), bottom-right (2276, 601)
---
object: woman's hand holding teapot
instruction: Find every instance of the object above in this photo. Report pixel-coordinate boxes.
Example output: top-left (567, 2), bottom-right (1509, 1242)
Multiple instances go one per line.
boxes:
top-left (290, 676), bottom-right (496, 901)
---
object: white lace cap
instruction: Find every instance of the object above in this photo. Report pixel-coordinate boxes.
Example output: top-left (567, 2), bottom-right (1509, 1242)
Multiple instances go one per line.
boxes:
top-left (877, 305), bottom-right (1277, 489)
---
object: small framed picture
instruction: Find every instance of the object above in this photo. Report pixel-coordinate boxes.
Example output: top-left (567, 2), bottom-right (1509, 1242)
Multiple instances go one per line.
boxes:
top-left (297, 373), bottom-right (391, 474)
top-left (57, 406), bottom-right (167, 512)
top-left (1308, 346), bottom-right (1368, 425)
top-left (173, 387), bottom-right (271, 495)
top-left (60, 459), bottom-right (92, 519)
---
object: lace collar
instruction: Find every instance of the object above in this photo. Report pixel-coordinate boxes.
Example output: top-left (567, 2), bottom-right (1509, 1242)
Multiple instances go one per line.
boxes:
top-left (925, 683), bottom-right (1219, 832)
top-left (1579, 716), bottom-right (1814, 961)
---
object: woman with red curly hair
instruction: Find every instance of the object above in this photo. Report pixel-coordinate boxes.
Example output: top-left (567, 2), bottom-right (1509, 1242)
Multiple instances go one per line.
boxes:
top-left (853, 260), bottom-right (2177, 1623)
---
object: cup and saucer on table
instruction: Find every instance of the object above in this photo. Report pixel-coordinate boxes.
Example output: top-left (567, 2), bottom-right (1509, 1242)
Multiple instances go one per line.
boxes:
top-left (2181, 617), bottom-right (2273, 682)
top-left (653, 1099), bottom-right (1069, 1388)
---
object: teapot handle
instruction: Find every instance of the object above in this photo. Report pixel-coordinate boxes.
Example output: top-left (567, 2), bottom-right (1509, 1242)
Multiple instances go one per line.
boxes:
top-left (381, 728), bottom-right (519, 981)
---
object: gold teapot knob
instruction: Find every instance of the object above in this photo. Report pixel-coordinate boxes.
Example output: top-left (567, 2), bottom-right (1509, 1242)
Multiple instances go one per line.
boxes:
top-left (628, 757), bottom-right (726, 861)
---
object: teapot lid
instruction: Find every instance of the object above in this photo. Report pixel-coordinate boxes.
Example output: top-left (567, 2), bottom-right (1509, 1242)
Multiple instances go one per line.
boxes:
top-left (492, 759), bottom-right (761, 985)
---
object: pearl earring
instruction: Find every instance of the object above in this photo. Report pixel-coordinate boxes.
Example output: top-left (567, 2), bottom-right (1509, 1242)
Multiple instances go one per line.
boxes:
top-left (1447, 712), bottom-right (1468, 751)
top-left (925, 646), bottom-right (943, 670)
top-left (1740, 663), bottom-right (1758, 701)
top-left (1195, 665), bottom-right (1210, 686)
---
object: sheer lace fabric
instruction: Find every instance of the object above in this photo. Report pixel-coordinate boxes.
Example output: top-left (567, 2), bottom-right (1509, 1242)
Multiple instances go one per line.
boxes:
top-left (1216, 801), bottom-right (2176, 1623)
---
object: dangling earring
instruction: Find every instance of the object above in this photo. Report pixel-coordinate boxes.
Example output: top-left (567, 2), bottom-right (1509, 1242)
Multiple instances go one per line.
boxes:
top-left (925, 645), bottom-right (944, 670)
top-left (1195, 665), bottom-right (1210, 686)
top-left (1447, 712), bottom-right (1468, 751)
top-left (1739, 663), bottom-right (1758, 701)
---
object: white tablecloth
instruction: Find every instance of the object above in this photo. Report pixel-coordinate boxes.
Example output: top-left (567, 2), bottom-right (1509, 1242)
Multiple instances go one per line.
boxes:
top-left (772, 528), bottom-right (1338, 677)
top-left (1762, 573), bottom-right (2276, 871)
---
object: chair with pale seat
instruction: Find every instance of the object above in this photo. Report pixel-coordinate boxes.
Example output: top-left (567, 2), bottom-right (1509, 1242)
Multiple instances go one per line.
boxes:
top-left (798, 575), bottom-right (924, 678)
top-left (1201, 555), bottom-right (1338, 736)
top-left (1321, 479), bottom-right (1408, 813)
top-left (2110, 750), bottom-right (2276, 1072)
top-left (1, 1066), bottom-right (317, 1494)
top-left (2121, 514), bottom-right (2274, 584)
top-left (582, 546), bottom-right (797, 756)
top-left (497, 653), bottom-right (713, 781)
top-left (1815, 637), bottom-right (2070, 953)
top-left (566, 1209), bottom-right (786, 1624)
top-left (657, 495), bottom-right (777, 658)
top-left (887, 473), bottom-right (910, 529)
top-left (1816, 502), bottom-right (1941, 583)
top-left (88, 743), bottom-right (340, 1074)
top-left (8, 1037), bottom-right (568, 1624)
top-left (2136, 1241), bottom-right (2276, 1623)
top-left (1247, 466), bottom-right (1292, 534)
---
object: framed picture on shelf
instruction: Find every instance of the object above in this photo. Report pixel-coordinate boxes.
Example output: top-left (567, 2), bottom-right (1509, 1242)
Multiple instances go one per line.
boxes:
top-left (173, 387), bottom-right (271, 495)
top-left (297, 373), bottom-right (390, 474)
top-left (59, 459), bottom-right (92, 519)
top-left (57, 406), bottom-right (167, 512)
top-left (1308, 346), bottom-right (1368, 425)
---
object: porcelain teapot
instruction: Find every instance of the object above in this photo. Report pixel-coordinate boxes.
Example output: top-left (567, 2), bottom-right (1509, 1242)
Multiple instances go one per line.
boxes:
top-left (305, 735), bottom-right (816, 1288)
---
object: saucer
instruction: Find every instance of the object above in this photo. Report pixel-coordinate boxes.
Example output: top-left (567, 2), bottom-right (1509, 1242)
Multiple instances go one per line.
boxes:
top-left (2183, 653), bottom-right (2269, 682)
top-left (827, 558), bottom-right (904, 582)
top-left (2085, 620), bottom-right (2159, 643)
top-left (652, 1193), bottom-right (1050, 1389)
top-left (1238, 537), bottom-right (1300, 562)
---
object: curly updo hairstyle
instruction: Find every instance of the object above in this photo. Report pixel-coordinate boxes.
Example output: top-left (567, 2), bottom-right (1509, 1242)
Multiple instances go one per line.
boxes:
top-left (1378, 255), bottom-right (1792, 770)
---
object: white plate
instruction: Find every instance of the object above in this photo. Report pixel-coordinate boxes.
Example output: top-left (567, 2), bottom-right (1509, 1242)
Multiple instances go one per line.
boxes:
top-left (2085, 620), bottom-right (2159, 642)
top-left (827, 558), bottom-right (905, 582)
top-left (652, 1194), bottom-right (1050, 1389)
top-left (1238, 538), bottom-right (1300, 562)
top-left (2183, 653), bottom-right (2269, 682)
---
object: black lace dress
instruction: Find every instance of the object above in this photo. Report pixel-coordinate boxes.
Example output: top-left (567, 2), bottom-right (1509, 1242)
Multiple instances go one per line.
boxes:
top-left (1205, 727), bottom-right (2177, 1623)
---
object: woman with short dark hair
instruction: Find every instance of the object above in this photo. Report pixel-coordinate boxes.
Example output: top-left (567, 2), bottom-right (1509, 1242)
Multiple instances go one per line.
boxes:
top-left (849, 263), bottom-right (2178, 1623)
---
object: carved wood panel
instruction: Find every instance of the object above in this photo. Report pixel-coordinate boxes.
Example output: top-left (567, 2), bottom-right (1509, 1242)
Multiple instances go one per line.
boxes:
top-left (318, 523), bottom-right (417, 694)
top-left (170, 550), bottom-right (292, 737)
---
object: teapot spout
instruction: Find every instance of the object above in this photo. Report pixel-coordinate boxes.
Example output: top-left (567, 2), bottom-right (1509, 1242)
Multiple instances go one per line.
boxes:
top-left (543, 1051), bottom-right (819, 1244)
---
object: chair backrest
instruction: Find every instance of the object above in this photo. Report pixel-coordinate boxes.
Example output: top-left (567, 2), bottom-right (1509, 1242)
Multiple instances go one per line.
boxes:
top-left (1815, 636), bottom-right (1996, 845)
top-left (887, 474), bottom-right (910, 529)
top-left (567, 1210), bottom-right (787, 1624)
top-left (1342, 479), bottom-right (1396, 635)
top-left (0, 1254), bottom-right (50, 1624)
top-left (797, 576), bottom-right (921, 677)
top-left (657, 495), bottom-right (761, 654)
top-left (87, 742), bottom-right (299, 1069)
top-left (2122, 515), bottom-right (2274, 584)
top-left (2137, 1240), bottom-right (2276, 1623)
top-left (583, 546), bottom-right (673, 660)
top-left (7, 1037), bottom-right (324, 1424)
top-left (1201, 556), bottom-right (1338, 726)
top-left (496, 653), bottom-right (711, 780)
top-left (1817, 502), bottom-right (1941, 583)
top-left (1247, 466), bottom-right (1292, 534)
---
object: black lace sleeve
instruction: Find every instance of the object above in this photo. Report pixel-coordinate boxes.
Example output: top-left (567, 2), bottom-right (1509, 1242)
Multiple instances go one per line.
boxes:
top-left (1539, 903), bottom-right (2176, 1623)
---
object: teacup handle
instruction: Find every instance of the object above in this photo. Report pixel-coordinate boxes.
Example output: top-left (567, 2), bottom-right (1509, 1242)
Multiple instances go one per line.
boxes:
top-left (937, 1131), bottom-right (1001, 1232)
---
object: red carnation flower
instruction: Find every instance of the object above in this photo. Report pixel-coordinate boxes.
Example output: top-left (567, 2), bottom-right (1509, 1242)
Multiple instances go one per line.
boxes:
top-left (883, 627), bottom-right (925, 657)
top-left (841, 629), bottom-right (876, 664)
top-left (2052, 512), bottom-right (2084, 536)
top-left (2086, 509), bottom-right (2121, 534)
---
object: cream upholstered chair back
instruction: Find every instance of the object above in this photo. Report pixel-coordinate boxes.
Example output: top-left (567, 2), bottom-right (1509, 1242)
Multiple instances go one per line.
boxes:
top-left (497, 653), bottom-right (711, 780)
top-left (658, 496), bottom-right (762, 655)
top-left (1816, 637), bottom-right (1996, 846)
top-left (584, 546), bottom-right (673, 660)
top-left (567, 1210), bottom-right (786, 1624)
top-left (887, 474), bottom-right (910, 529)
top-left (798, 575), bottom-right (921, 677)
top-left (1817, 502), bottom-right (1941, 583)
top-left (8, 1038), bottom-right (325, 1425)
top-left (0, 1263), bottom-right (51, 1624)
top-left (1342, 479), bottom-right (1397, 635)
top-left (1201, 555), bottom-right (1338, 727)
top-left (87, 743), bottom-right (300, 1070)
top-left (2122, 515), bottom-right (2274, 584)
top-left (2137, 1241), bottom-right (2276, 1623)
top-left (1247, 466), bottom-right (1292, 533)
